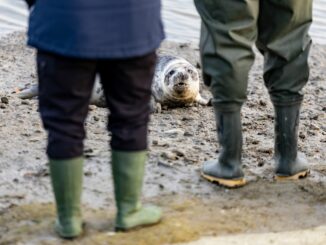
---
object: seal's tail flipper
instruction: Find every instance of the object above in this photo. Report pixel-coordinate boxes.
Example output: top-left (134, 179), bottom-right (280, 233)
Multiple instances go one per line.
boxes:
top-left (16, 84), bottom-right (39, 99)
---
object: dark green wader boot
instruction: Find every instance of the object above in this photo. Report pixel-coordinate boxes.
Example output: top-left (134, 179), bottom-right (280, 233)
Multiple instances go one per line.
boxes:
top-left (49, 157), bottom-right (83, 239)
top-left (274, 103), bottom-right (309, 180)
top-left (111, 150), bottom-right (162, 231)
top-left (201, 107), bottom-right (246, 188)
top-left (195, 0), bottom-right (312, 185)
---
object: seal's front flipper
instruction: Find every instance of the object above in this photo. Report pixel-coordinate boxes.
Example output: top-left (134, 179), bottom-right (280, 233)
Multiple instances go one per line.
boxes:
top-left (150, 96), bottom-right (161, 113)
top-left (195, 94), bottom-right (211, 106)
top-left (17, 84), bottom-right (39, 99)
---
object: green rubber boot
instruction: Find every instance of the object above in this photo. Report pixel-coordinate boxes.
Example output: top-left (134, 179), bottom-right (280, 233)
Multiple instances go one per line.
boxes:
top-left (274, 103), bottom-right (309, 180)
top-left (111, 150), bottom-right (162, 231)
top-left (49, 157), bottom-right (83, 239)
top-left (201, 107), bottom-right (246, 188)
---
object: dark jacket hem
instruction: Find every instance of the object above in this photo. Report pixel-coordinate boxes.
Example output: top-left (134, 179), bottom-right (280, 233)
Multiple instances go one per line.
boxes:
top-left (27, 36), bottom-right (165, 59)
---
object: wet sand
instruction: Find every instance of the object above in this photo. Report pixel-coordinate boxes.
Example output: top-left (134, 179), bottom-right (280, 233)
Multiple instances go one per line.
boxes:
top-left (0, 32), bottom-right (325, 244)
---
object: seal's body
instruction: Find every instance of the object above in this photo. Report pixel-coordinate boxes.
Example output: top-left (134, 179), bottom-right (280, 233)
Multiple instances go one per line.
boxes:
top-left (18, 55), bottom-right (209, 110)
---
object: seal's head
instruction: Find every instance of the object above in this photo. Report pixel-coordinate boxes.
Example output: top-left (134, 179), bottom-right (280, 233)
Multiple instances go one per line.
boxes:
top-left (163, 62), bottom-right (200, 101)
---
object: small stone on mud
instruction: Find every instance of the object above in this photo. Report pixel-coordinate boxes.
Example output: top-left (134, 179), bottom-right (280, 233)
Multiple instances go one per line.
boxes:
top-left (23, 168), bottom-right (49, 178)
top-left (36, 168), bottom-right (49, 177)
top-left (1, 97), bottom-right (9, 104)
top-left (267, 114), bottom-right (274, 120)
top-left (299, 132), bottom-right (306, 139)
top-left (184, 131), bottom-right (193, 137)
top-left (29, 137), bottom-right (39, 142)
top-left (179, 43), bottom-right (189, 48)
top-left (164, 129), bottom-right (184, 138)
top-left (257, 147), bottom-right (273, 154)
top-left (0, 103), bottom-right (6, 109)
top-left (84, 148), bottom-right (98, 158)
top-left (310, 114), bottom-right (319, 120)
top-left (174, 120), bottom-right (182, 126)
top-left (172, 149), bottom-right (185, 157)
top-left (321, 125), bottom-right (326, 132)
top-left (181, 116), bottom-right (194, 121)
top-left (84, 171), bottom-right (92, 176)
top-left (247, 138), bottom-right (259, 145)
top-left (191, 107), bottom-right (199, 112)
top-left (308, 130), bottom-right (316, 136)
top-left (259, 100), bottom-right (266, 106)
top-left (251, 140), bottom-right (259, 145)
top-left (161, 151), bottom-right (178, 160)
top-left (153, 139), bottom-right (169, 147)
top-left (21, 100), bottom-right (29, 105)
top-left (310, 124), bottom-right (320, 131)
top-left (184, 156), bottom-right (198, 163)
top-left (157, 160), bottom-right (174, 168)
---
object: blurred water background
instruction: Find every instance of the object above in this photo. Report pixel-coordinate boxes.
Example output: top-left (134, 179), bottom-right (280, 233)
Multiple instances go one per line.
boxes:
top-left (0, 0), bottom-right (326, 44)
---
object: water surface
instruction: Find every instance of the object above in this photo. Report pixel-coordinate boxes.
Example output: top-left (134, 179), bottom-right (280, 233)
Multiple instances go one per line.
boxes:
top-left (0, 0), bottom-right (326, 44)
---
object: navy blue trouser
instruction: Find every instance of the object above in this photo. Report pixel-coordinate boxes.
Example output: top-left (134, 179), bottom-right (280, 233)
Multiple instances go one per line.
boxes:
top-left (37, 51), bottom-right (156, 159)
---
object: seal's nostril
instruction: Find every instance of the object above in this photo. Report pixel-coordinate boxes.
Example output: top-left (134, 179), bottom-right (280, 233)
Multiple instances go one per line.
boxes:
top-left (176, 72), bottom-right (189, 80)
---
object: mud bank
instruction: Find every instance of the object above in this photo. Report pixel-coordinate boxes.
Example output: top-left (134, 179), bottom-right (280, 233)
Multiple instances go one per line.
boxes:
top-left (0, 32), bottom-right (325, 244)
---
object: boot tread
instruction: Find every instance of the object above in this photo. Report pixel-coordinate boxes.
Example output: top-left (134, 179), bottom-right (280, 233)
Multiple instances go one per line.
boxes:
top-left (201, 172), bottom-right (246, 188)
top-left (275, 170), bottom-right (309, 181)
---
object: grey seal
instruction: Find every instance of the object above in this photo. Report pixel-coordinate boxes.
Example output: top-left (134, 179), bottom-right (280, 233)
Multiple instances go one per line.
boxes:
top-left (151, 55), bottom-right (209, 112)
top-left (17, 55), bottom-right (210, 111)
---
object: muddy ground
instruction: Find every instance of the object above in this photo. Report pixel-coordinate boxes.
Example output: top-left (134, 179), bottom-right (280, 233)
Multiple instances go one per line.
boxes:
top-left (0, 32), bottom-right (325, 245)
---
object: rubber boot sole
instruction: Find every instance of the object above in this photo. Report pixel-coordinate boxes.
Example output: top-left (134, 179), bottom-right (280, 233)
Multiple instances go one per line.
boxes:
top-left (115, 219), bottom-right (162, 232)
top-left (201, 172), bottom-right (246, 188)
top-left (55, 221), bottom-right (85, 240)
top-left (275, 170), bottom-right (309, 181)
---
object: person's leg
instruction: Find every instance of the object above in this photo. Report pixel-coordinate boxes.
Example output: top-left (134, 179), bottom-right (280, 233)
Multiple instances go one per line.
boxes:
top-left (98, 52), bottom-right (161, 231)
top-left (37, 51), bottom-right (97, 238)
top-left (194, 0), bottom-right (259, 187)
top-left (257, 0), bottom-right (312, 179)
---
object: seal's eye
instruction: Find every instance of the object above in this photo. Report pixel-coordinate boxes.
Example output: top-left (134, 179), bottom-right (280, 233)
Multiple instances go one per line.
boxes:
top-left (168, 70), bottom-right (175, 76)
top-left (187, 68), bottom-right (193, 74)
